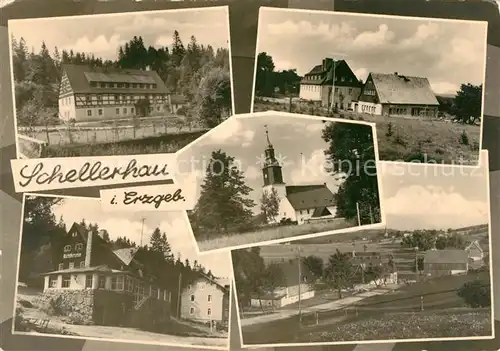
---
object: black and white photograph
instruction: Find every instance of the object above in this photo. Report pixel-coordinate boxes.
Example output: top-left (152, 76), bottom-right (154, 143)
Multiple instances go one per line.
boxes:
top-left (9, 6), bottom-right (233, 159)
top-left (233, 151), bottom-right (493, 347)
top-left (13, 194), bottom-right (232, 350)
top-left (174, 111), bottom-right (383, 253)
top-left (252, 7), bottom-right (487, 166)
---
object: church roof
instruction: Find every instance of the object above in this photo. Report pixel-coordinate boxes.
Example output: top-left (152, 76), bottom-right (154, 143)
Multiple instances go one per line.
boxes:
top-left (285, 184), bottom-right (336, 211)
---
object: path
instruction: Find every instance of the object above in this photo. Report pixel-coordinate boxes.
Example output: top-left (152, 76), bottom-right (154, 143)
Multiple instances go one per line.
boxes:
top-left (240, 287), bottom-right (396, 327)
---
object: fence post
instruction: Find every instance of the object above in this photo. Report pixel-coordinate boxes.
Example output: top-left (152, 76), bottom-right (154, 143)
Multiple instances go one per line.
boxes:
top-left (315, 311), bottom-right (319, 325)
top-left (420, 295), bottom-right (424, 311)
top-left (355, 305), bottom-right (358, 317)
top-left (210, 320), bottom-right (213, 333)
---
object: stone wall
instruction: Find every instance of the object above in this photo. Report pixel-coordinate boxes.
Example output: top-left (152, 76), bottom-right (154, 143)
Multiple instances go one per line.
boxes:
top-left (34, 289), bottom-right (94, 325)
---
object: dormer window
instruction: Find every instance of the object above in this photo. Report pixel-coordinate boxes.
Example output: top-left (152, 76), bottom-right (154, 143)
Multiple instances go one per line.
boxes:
top-left (64, 245), bottom-right (71, 252)
top-left (75, 243), bottom-right (83, 251)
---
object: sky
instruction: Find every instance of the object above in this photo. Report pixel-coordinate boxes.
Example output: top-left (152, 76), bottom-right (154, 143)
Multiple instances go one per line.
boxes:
top-left (257, 8), bottom-right (487, 96)
top-left (381, 151), bottom-right (489, 231)
top-left (9, 7), bottom-right (230, 61)
top-left (175, 113), bottom-right (375, 215)
top-left (50, 197), bottom-right (232, 279)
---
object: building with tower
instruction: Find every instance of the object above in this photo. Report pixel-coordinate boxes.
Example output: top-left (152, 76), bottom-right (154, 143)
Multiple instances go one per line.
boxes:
top-left (261, 127), bottom-right (337, 225)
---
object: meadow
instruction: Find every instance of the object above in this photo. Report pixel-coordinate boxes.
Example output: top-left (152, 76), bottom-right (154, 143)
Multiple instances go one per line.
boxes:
top-left (253, 99), bottom-right (481, 165)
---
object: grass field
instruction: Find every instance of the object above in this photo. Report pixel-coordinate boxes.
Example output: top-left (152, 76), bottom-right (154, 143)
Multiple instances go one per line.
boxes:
top-left (196, 218), bottom-right (355, 251)
top-left (241, 272), bottom-right (492, 344)
top-left (253, 100), bottom-right (481, 165)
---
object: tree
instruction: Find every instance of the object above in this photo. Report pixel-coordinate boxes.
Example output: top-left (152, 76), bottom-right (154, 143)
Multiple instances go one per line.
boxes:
top-left (322, 122), bottom-right (380, 224)
top-left (452, 84), bottom-right (482, 125)
top-left (324, 249), bottom-right (355, 298)
top-left (401, 230), bottom-right (435, 251)
top-left (302, 255), bottom-right (324, 280)
top-left (364, 263), bottom-right (384, 286)
top-left (260, 187), bottom-right (280, 223)
top-left (458, 280), bottom-right (490, 308)
top-left (194, 67), bottom-right (232, 128)
top-left (232, 248), bottom-right (266, 310)
top-left (149, 227), bottom-right (174, 261)
top-left (190, 150), bottom-right (256, 237)
top-left (255, 52), bottom-right (275, 97)
top-left (171, 30), bottom-right (186, 66)
top-left (260, 263), bottom-right (285, 311)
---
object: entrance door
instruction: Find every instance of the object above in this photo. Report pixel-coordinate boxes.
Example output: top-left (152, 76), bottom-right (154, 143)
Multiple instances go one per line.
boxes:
top-left (94, 304), bottom-right (105, 325)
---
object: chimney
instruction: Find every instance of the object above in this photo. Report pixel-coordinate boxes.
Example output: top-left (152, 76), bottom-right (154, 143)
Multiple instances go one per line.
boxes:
top-left (322, 58), bottom-right (327, 71)
top-left (394, 72), bottom-right (398, 76)
top-left (84, 231), bottom-right (93, 268)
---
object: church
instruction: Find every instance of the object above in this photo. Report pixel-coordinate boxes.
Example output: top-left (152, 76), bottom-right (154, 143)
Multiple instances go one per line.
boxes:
top-left (261, 128), bottom-right (337, 225)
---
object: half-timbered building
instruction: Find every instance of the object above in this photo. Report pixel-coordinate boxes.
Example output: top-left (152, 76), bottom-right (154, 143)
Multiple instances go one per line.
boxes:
top-left (58, 64), bottom-right (170, 122)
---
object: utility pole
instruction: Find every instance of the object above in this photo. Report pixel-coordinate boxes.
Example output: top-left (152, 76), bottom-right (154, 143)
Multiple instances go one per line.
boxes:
top-left (140, 217), bottom-right (146, 247)
top-left (177, 272), bottom-right (182, 318)
top-left (297, 247), bottom-right (302, 325)
top-left (356, 202), bottom-right (361, 226)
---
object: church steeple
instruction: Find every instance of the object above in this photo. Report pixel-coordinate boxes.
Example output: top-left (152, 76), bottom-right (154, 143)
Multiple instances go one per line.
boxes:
top-left (262, 125), bottom-right (284, 186)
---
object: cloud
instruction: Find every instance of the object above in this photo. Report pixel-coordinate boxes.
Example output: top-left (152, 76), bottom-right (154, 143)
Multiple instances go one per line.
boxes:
top-left (99, 217), bottom-right (155, 246)
top-left (244, 165), bottom-right (261, 180)
top-left (400, 23), bottom-right (440, 48)
top-left (67, 34), bottom-right (126, 60)
top-left (207, 118), bottom-right (255, 146)
top-left (352, 24), bottom-right (395, 48)
top-left (430, 81), bottom-right (459, 95)
top-left (274, 60), bottom-right (295, 71)
top-left (266, 20), bottom-right (355, 42)
top-left (290, 149), bottom-right (330, 185)
top-left (385, 185), bottom-right (488, 229)
top-left (354, 68), bottom-right (368, 82)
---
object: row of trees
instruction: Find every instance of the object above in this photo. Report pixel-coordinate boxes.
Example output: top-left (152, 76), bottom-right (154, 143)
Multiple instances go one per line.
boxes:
top-left (436, 83), bottom-right (483, 125)
top-left (12, 31), bottom-right (231, 129)
top-left (400, 229), bottom-right (472, 252)
top-left (254, 52), bottom-right (302, 97)
top-left (188, 122), bottom-right (381, 240)
top-left (233, 247), bottom-right (394, 311)
top-left (21, 196), bottom-right (216, 316)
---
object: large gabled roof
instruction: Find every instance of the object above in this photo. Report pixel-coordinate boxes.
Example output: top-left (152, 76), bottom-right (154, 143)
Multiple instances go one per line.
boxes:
top-left (285, 184), bottom-right (336, 211)
top-left (61, 63), bottom-right (169, 95)
top-left (369, 72), bottom-right (440, 106)
top-left (423, 249), bottom-right (469, 264)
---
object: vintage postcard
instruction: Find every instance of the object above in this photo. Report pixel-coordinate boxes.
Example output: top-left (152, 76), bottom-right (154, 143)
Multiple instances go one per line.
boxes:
top-left (9, 6), bottom-right (233, 160)
top-left (12, 194), bottom-right (232, 350)
top-left (174, 111), bottom-right (385, 253)
top-left (252, 7), bottom-right (487, 166)
top-left (233, 150), bottom-right (493, 347)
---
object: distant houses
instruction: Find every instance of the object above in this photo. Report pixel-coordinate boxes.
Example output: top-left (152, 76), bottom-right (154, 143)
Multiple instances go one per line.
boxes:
top-left (180, 275), bottom-right (230, 325)
top-left (298, 59), bottom-right (440, 118)
top-left (250, 258), bottom-right (315, 309)
top-left (465, 240), bottom-right (484, 261)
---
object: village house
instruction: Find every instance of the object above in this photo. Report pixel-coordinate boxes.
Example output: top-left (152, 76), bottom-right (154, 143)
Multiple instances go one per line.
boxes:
top-left (423, 249), bottom-right (469, 277)
top-left (353, 72), bottom-right (440, 118)
top-left (465, 240), bottom-right (485, 262)
top-left (180, 275), bottom-right (230, 325)
top-left (261, 127), bottom-right (337, 225)
top-left (299, 58), bottom-right (362, 109)
top-left (58, 63), bottom-right (172, 122)
top-left (40, 223), bottom-right (170, 327)
top-left (250, 258), bottom-right (315, 309)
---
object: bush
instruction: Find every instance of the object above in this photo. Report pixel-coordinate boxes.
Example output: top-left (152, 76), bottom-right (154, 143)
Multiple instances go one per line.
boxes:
top-left (457, 279), bottom-right (491, 308)
top-left (460, 130), bottom-right (469, 145)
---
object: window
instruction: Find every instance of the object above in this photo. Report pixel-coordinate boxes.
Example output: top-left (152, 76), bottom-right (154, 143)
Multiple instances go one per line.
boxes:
top-left (132, 83), bottom-right (137, 88)
top-left (98, 275), bottom-right (106, 289)
top-left (85, 274), bottom-right (93, 288)
top-left (117, 83), bottom-right (123, 88)
top-left (58, 263), bottom-right (64, 270)
top-left (97, 95), bottom-right (102, 103)
top-left (207, 308), bottom-right (211, 316)
top-left (126, 277), bottom-right (134, 292)
top-left (125, 83), bottom-right (130, 88)
top-left (151, 287), bottom-right (158, 299)
top-left (153, 84), bottom-right (157, 89)
top-left (98, 109), bottom-right (103, 116)
top-left (123, 108), bottom-right (127, 114)
top-left (116, 108), bottom-right (120, 115)
top-left (68, 262), bottom-right (74, 269)
top-left (348, 88), bottom-right (353, 94)
top-left (75, 243), bottom-right (83, 251)
top-left (208, 294), bottom-right (212, 302)
top-left (163, 290), bottom-right (168, 301)
top-left (190, 307), bottom-right (194, 315)
top-left (80, 261), bottom-right (85, 268)
top-left (90, 82), bottom-right (97, 87)
top-left (157, 105), bottom-right (160, 111)
top-left (100, 82), bottom-right (105, 88)
top-left (49, 276), bottom-right (58, 288)
top-left (62, 274), bottom-right (70, 288)
top-left (64, 245), bottom-right (71, 252)
top-left (111, 275), bottom-right (124, 290)
top-left (87, 110), bottom-right (92, 117)
top-left (131, 108), bottom-right (134, 114)
top-left (190, 294), bottom-right (195, 302)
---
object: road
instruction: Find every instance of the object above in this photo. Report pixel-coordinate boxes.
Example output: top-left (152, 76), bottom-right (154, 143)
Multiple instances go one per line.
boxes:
top-left (241, 286), bottom-right (397, 327)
